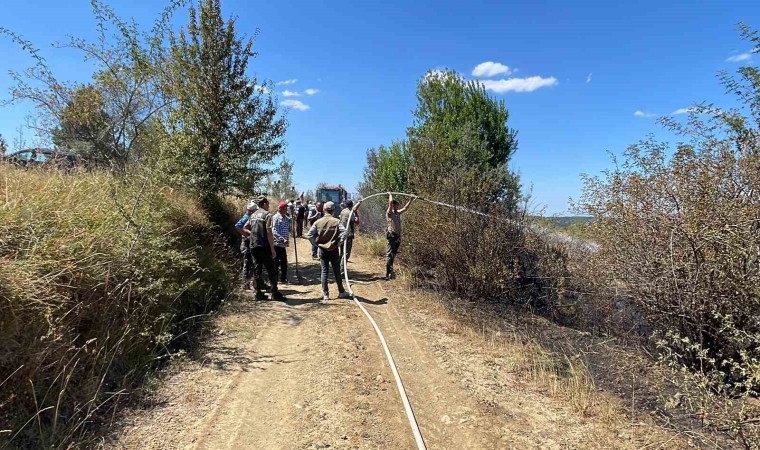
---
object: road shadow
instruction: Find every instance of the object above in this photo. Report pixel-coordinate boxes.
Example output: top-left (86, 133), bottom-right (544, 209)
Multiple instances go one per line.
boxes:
top-left (352, 295), bottom-right (389, 306)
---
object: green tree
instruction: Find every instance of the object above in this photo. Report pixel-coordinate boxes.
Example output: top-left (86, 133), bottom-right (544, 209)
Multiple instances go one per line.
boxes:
top-left (358, 140), bottom-right (411, 197)
top-left (51, 85), bottom-right (115, 164)
top-left (162, 0), bottom-right (287, 198)
top-left (407, 70), bottom-right (519, 209)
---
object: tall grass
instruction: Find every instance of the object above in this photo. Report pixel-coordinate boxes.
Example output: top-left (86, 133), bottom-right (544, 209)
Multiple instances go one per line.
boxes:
top-left (0, 165), bottom-right (232, 448)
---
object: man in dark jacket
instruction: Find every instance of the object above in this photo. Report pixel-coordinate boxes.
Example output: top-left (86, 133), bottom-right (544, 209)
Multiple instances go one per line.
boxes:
top-left (307, 201), bottom-right (351, 301)
top-left (295, 200), bottom-right (306, 237)
top-left (244, 195), bottom-right (283, 301)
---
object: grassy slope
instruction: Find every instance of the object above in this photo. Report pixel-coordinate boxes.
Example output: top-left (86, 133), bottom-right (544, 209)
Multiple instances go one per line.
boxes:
top-left (0, 165), bottom-right (233, 448)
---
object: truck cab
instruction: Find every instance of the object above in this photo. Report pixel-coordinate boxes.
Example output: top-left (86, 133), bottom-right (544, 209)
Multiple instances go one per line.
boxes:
top-left (316, 184), bottom-right (349, 217)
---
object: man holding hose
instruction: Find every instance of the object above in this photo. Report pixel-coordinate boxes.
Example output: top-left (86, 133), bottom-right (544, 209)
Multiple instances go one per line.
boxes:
top-left (385, 193), bottom-right (415, 281)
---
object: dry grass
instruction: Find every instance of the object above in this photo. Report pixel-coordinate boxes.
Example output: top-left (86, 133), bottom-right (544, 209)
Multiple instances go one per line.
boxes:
top-left (352, 233), bottom-right (386, 260)
top-left (0, 164), bottom-right (232, 448)
top-left (390, 274), bottom-right (734, 447)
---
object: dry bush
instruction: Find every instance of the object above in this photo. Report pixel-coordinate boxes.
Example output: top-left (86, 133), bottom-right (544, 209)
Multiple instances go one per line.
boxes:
top-left (352, 233), bottom-right (387, 259)
top-left (0, 164), bottom-right (232, 448)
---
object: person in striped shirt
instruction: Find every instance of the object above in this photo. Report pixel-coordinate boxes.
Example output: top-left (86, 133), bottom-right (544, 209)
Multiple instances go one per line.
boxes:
top-left (272, 201), bottom-right (292, 284)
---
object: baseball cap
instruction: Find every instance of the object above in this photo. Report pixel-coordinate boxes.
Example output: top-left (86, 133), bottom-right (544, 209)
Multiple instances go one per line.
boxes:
top-left (324, 201), bottom-right (335, 211)
top-left (246, 200), bottom-right (257, 211)
top-left (278, 201), bottom-right (287, 208)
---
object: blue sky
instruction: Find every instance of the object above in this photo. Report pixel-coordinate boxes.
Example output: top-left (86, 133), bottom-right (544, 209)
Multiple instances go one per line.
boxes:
top-left (1, 0), bottom-right (758, 214)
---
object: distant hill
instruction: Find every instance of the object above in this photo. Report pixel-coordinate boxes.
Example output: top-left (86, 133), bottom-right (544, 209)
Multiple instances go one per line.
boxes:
top-left (544, 216), bottom-right (594, 230)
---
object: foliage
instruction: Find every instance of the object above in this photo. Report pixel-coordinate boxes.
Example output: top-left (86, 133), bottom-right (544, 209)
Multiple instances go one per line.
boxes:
top-left (161, 0), bottom-right (287, 198)
top-left (407, 70), bottom-right (520, 209)
top-left (357, 141), bottom-right (411, 196)
top-left (0, 0), bottom-right (173, 169)
top-left (262, 158), bottom-right (297, 200)
top-left (576, 23), bottom-right (760, 444)
top-left (0, 164), bottom-right (232, 448)
top-left (0, 133), bottom-right (6, 154)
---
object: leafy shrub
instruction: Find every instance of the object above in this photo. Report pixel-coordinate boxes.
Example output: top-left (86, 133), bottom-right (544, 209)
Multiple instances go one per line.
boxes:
top-left (0, 165), bottom-right (231, 448)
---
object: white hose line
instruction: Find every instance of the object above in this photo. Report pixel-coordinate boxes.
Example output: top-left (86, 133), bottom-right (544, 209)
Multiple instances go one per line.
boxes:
top-left (341, 192), bottom-right (426, 450)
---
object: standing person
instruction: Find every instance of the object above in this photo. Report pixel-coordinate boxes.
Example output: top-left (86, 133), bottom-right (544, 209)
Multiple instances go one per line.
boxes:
top-left (385, 193), bottom-right (415, 281)
top-left (244, 195), bottom-right (283, 301)
top-left (307, 201), bottom-right (324, 259)
top-left (295, 200), bottom-right (306, 237)
top-left (272, 201), bottom-right (292, 284)
top-left (235, 200), bottom-right (258, 290)
top-left (339, 200), bottom-right (361, 276)
top-left (307, 202), bottom-right (350, 301)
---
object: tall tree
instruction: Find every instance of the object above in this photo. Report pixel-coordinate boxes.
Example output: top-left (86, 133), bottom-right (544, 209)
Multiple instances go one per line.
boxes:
top-left (407, 70), bottom-right (520, 209)
top-left (358, 141), bottom-right (411, 197)
top-left (163, 0), bottom-right (287, 198)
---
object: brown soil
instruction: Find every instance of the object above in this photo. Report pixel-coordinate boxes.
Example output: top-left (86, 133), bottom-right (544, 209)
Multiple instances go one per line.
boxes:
top-left (106, 238), bottom-right (692, 449)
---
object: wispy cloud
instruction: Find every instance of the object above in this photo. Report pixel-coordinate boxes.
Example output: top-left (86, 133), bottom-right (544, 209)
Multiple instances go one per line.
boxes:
top-left (304, 88), bottom-right (320, 95)
top-left (276, 79), bottom-right (298, 85)
top-left (478, 76), bottom-right (558, 93)
top-left (281, 99), bottom-right (310, 111)
top-left (472, 61), bottom-right (512, 77)
top-left (633, 110), bottom-right (656, 118)
top-left (282, 90), bottom-right (300, 97)
top-left (726, 52), bottom-right (752, 62)
top-left (671, 107), bottom-right (694, 115)
top-left (586, 73), bottom-right (593, 83)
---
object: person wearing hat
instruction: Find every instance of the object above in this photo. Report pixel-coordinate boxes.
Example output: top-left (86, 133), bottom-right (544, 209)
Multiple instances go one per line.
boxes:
top-left (307, 201), bottom-right (351, 301)
top-left (244, 195), bottom-right (283, 300)
top-left (339, 199), bottom-right (362, 277)
top-left (272, 201), bottom-right (292, 284)
top-left (235, 200), bottom-right (258, 290)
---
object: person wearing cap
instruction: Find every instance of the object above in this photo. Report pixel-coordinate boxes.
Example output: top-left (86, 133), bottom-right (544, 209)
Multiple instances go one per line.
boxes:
top-left (244, 195), bottom-right (283, 300)
top-left (385, 193), bottom-right (415, 281)
top-left (307, 201), bottom-right (324, 259)
top-left (235, 200), bottom-right (258, 290)
top-left (272, 201), bottom-right (292, 284)
top-left (295, 200), bottom-right (306, 237)
top-left (307, 201), bottom-right (351, 301)
top-left (339, 199), bottom-right (361, 277)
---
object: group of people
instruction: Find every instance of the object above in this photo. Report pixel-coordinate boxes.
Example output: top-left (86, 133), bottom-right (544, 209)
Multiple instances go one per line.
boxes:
top-left (235, 193), bottom-right (414, 301)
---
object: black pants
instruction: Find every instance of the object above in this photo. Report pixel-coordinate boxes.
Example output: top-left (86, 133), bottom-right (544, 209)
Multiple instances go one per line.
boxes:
top-left (319, 248), bottom-right (345, 295)
top-left (340, 237), bottom-right (354, 276)
top-left (386, 232), bottom-right (401, 277)
top-left (251, 246), bottom-right (278, 293)
top-left (274, 246), bottom-right (288, 282)
top-left (296, 219), bottom-right (304, 237)
top-left (241, 243), bottom-right (253, 283)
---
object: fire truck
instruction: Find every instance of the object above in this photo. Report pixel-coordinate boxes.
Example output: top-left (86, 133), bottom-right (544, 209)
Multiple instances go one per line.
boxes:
top-left (316, 184), bottom-right (349, 217)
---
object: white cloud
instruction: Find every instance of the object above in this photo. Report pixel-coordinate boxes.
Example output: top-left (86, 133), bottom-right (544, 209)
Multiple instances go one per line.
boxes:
top-left (478, 76), bottom-right (558, 93)
top-left (633, 110), bottom-right (656, 118)
top-left (671, 107), bottom-right (694, 115)
top-left (304, 88), bottom-right (320, 95)
top-left (586, 73), bottom-right (593, 83)
top-left (726, 52), bottom-right (752, 62)
top-left (281, 99), bottom-right (310, 111)
top-left (282, 90), bottom-right (300, 97)
top-left (276, 79), bottom-right (298, 85)
top-left (472, 61), bottom-right (512, 77)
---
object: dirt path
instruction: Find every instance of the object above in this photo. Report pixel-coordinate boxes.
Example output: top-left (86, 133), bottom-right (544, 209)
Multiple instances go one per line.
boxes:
top-left (108, 238), bottom-right (687, 449)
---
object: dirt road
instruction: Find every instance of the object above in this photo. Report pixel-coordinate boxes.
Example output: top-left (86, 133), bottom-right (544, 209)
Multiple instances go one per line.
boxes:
top-left (108, 238), bottom-right (686, 449)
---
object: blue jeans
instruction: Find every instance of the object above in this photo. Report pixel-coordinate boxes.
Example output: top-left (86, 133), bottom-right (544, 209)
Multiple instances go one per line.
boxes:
top-left (319, 248), bottom-right (345, 296)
